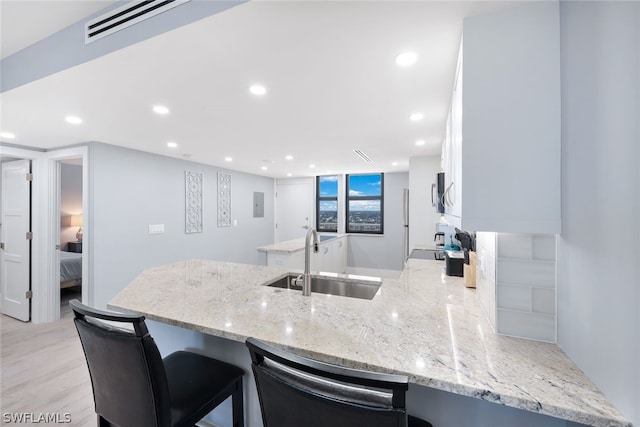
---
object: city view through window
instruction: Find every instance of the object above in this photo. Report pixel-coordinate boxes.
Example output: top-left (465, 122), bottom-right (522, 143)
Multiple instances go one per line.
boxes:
top-left (346, 174), bottom-right (383, 233)
top-left (317, 176), bottom-right (338, 232)
top-left (317, 174), bottom-right (383, 233)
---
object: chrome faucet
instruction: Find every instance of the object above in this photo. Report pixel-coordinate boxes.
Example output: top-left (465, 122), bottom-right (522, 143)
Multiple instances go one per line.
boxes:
top-left (302, 227), bottom-right (319, 296)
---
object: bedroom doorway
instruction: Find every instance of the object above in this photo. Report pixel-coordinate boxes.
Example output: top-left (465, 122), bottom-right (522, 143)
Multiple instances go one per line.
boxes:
top-left (58, 158), bottom-right (83, 317)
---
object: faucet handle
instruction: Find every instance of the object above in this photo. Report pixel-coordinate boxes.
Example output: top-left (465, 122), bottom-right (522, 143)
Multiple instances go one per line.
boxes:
top-left (292, 275), bottom-right (303, 287)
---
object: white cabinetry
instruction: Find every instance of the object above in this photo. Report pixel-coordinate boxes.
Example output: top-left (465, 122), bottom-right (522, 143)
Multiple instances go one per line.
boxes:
top-left (442, 46), bottom-right (463, 221)
top-left (444, 1), bottom-right (561, 234)
top-left (265, 251), bottom-right (304, 270)
top-left (265, 236), bottom-right (348, 274)
top-left (312, 236), bottom-right (348, 274)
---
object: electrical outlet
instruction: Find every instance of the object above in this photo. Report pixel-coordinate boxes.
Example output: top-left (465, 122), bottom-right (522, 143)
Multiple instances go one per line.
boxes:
top-left (148, 224), bottom-right (165, 234)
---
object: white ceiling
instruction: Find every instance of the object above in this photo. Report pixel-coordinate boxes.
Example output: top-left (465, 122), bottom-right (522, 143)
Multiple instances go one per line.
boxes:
top-left (0, 1), bottom-right (117, 59)
top-left (0, 1), bottom-right (518, 178)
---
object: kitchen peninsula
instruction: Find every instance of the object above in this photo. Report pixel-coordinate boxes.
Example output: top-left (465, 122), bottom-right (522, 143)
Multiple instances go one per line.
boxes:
top-left (109, 259), bottom-right (630, 427)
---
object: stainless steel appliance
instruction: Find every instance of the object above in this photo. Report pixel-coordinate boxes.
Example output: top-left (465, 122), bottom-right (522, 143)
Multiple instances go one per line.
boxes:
top-left (432, 172), bottom-right (445, 214)
top-left (409, 249), bottom-right (445, 261)
top-left (402, 188), bottom-right (409, 261)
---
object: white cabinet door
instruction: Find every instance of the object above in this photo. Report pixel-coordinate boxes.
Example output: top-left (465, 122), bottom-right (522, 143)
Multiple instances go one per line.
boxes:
top-left (336, 237), bottom-right (347, 274)
top-left (267, 252), bottom-right (304, 270)
top-left (444, 2), bottom-right (561, 234)
top-left (447, 44), bottom-right (463, 222)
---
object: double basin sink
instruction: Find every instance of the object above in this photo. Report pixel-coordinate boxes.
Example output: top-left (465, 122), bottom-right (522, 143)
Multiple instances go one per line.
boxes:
top-left (264, 274), bottom-right (381, 300)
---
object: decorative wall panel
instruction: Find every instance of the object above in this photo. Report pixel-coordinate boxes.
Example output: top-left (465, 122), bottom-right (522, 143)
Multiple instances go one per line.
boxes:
top-left (218, 172), bottom-right (231, 227)
top-left (185, 171), bottom-right (203, 233)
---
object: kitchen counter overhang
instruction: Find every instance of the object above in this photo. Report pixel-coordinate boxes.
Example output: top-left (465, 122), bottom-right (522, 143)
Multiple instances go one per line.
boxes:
top-left (108, 258), bottom-right (630, 427)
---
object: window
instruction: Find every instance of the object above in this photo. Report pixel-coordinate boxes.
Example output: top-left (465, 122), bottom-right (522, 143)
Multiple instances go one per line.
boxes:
top-left (316, 175), bottom-right (338, 232)
top-left (346, 173), bottom-right (383, 234)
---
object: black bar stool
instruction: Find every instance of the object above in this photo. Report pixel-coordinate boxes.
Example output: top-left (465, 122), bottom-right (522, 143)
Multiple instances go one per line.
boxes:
top-left (246, 337), bottom-right (433, 427)
top-left (70, 299), bottom-right (244, 427)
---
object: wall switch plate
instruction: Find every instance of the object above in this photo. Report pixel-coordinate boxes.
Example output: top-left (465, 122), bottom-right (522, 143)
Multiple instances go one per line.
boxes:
top-left (148, 224), bottom-right (165, 234)
top-left (233, 219), bottom-right (238, 227)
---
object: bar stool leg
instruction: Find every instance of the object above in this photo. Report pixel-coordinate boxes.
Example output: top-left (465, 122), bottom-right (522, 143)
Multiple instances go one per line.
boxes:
top-left (231, 378), bottom-right (244, 427)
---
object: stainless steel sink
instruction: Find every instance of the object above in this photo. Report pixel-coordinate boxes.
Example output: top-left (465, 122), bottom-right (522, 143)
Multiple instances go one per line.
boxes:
top-left (265, 275), bottom-right (381, 300)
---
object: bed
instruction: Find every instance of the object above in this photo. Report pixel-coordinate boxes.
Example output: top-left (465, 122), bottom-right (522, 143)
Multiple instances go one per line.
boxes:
top-left (60, 251), bottom-right (82, 288)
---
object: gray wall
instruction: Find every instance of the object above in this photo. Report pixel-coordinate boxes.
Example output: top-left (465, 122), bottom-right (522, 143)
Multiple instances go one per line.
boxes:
top-left (557, 2), bottom-right (639, 426)
top-left (0, 1), bottom-right (246, 93)
top-left (348, 172), bottom-right (408, 272)
top-left (88, 142), bottom-right (274, 309)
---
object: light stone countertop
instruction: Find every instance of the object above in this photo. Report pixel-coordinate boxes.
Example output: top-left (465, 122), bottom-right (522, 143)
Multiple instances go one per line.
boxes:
top-left (256, 234), bottom-right (345, 254)
top-left (108, 258), bottom-right (630, 427)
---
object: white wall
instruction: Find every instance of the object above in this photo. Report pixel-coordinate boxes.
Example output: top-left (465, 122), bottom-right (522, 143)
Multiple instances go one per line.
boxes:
top-left (557, 2), bottom-right (640, 426)
top-left (495, 233), bottom-right (556, 342)
top-left (408, 155), bottom-right (442, 251)
top-left (88, 142), bottom-right (275, 309)
top-left (476, 232), bottom-right (497, 330)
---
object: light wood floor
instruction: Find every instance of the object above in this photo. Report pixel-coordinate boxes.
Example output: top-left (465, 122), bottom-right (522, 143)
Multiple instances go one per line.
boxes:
top-left (1, 288), bottom-right (95, 426)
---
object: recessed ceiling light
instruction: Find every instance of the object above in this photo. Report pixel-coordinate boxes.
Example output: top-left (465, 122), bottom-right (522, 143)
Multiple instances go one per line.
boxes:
top-left (415, 139), bottom-right (426, 146)
top-left (0, 131), bottom-right (16, 139)
top-left (395, 51), bottom-right (418, 67)
top-left (249, 85), bottom-right (267, 96)
top-left (410, 112), bottom-right (424, 121)
top-left (65, 115), bottom-right (83, 125)
top-left (225, 157), bottom-right (233, 162)
top-left (261, 165), bottom-right (268, 171)
top-left (285, 155), bottom-right (293, 161)
top-left (392, 162), bottom-right (399, 166)
top-left (167, 142), bottom-right (178, 148)
top-left (153, 105), bottom-right (170, 115)
top-left (309, 164), bottom-right (316, 169)
top-left (287, 173), bottom-right (292, 177)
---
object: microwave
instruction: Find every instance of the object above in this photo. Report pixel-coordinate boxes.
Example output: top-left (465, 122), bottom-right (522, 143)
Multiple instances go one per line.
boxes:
top-left (432, 172), bottom-right (445, 214)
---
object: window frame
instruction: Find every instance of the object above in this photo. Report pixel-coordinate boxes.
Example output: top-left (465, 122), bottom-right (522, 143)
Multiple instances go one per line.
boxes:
top-left (316, 175), bottom-right (339, 233)
top-left (345, 173), bottom-right (384, 235)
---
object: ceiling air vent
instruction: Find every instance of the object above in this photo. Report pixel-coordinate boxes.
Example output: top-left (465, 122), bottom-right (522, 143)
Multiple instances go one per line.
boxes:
top-left (353, 149), bottom-right (374, 163)
top-left (85, 0), bottom-right (191, 44)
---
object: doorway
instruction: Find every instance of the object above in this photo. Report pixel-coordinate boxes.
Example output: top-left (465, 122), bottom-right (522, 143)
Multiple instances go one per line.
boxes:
top-left (275, 178), bottom-right (314, 242)
top-left (1, 144), bottom-right (88, 323)
top-left (58, 158), bottom-right (83, 317)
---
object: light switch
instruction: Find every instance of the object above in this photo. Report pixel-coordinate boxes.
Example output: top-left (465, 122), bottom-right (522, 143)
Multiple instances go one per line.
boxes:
top-left (233, 219), bottom-right (238, 227)
top-left (148, 224), bottom-right (165, 234)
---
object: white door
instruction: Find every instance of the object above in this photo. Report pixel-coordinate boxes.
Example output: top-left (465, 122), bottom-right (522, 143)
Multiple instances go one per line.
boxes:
top-left (275, 178), bottom-right (314, 242)
top-left (1, 160), bottom-right (31, 321)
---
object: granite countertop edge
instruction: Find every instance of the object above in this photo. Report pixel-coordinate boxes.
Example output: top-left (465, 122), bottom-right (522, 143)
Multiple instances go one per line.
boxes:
top-left (108, 258), bottom-right (631, 427)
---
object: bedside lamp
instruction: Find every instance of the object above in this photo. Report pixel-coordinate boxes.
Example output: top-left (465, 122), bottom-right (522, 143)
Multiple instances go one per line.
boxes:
top-left (70, 214), bottom-right (83, 242)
